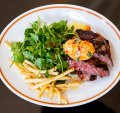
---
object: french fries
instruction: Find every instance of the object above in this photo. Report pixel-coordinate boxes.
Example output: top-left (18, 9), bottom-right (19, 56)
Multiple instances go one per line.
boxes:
top-left (6, 41), bottom-right (83, 104)
top-left (30, 68), bottom-right (74, 89)
top-left (61, 96), bottom-right (68, 104)
top-left (24, 78), bottom-right (49, 83)
top-left (24, 76), bottom-right (72, 83)
top-left (23, 62), bottom-right (58, 75)
top-left (56, 80), bottom-right (82, 89)
top-left (24, 60), bottom-right (38, 69)
top-left (48, 81), bottom-right (55, 99)
top-left (38, 84), bottom-right (49, 98)
top-left (13, 61), bottom-right (81, 104)
top-left (54, 87), bottom-right (61, 103)
top-left (4, 40), bottom-right (11, 49)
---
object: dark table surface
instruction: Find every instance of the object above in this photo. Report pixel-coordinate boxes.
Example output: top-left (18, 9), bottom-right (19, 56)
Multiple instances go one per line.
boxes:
top-left (0, 0), bottom-right (120, 113)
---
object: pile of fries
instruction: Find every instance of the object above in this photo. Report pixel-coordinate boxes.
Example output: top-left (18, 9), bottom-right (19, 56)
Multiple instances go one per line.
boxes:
top-left (5, 41), bottom-right (83, 104)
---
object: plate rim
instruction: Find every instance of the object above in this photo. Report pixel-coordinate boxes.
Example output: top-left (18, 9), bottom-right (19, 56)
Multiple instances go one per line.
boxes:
top-left (0, 4), bottom-right (120, 108)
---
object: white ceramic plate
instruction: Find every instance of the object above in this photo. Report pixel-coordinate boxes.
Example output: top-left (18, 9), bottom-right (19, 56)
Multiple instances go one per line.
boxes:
top-left (0, 4), bottom-right (120, 108)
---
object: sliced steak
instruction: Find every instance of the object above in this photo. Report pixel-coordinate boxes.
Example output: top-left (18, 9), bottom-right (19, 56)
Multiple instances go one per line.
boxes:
top-left (68, 57), bottom-right (109, 78)
top-left (76, 29), bottom-right (113, 66)
top-left (76, 70), bottom-right (97, 81)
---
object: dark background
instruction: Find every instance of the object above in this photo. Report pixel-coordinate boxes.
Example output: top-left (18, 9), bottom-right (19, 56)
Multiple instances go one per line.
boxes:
top-left (0, 0), bottom-right (120, 113)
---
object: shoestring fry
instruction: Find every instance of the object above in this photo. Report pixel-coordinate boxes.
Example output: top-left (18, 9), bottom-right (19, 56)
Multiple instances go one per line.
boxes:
top-left (5, 41), bottom-right (83, 104)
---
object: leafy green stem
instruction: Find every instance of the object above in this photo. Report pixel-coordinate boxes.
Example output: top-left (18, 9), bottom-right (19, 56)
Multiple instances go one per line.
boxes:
top-left (58, 54), bottom-right (63, 72)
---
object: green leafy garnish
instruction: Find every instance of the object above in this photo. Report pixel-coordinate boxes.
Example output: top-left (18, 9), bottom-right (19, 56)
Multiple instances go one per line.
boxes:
top-left (76, 57), bottom-right (79, 62)
top-left (55, 80), bottom-right (65, 85)
top-left (87, 51), bottom-right (92, 58)
top-left (57, 54), bottom-right (63, 72)
top-left (11, 42), bottom-right (22, 52)
top-left (11, 17), bottom-right (75, 71)
top-left (13, 52), bottom-right (24, 63)
top-left (30, 33), bottom-right (39, 43)
top-left (35, 58), bottom-right (46, 70)
top-left (22, 51), bottom-right (34, 61)
top-left (45, 70), bottom-right (50, 78)
top-left (25, 46), bottom-right (34, 52)
top-left (63, 61), bottom-right (69, 69)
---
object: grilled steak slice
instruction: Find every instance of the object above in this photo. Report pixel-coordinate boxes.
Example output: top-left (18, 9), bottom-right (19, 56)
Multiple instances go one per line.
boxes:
top-left (75, 70), bottom-right (97, 81)
top-left (68, 57), bottom-right (109, 77)
top-left (76, 29), bottom-right (113, 66)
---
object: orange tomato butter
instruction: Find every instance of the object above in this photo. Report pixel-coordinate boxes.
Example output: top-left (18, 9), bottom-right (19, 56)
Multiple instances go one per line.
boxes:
top-left (63, 38), bottom-right (95, 61)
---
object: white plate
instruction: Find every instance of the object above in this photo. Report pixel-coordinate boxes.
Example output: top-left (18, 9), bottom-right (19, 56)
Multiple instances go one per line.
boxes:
top-left (0, 4), bottom-right (120, 108)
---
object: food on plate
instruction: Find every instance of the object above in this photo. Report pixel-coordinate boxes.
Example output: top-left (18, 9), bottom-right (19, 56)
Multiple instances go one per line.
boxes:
top-left (5, 17), bottom-right (112, 104)
top-left (63, 38), bottom-right (95, 60)
top-left (76, 29), bottom-right (113, 66)
top-left (67, 29), bottom-right (113, 81)
top-left (69, 21), bottom-right (91, 31)
top-left (68, 57), bottom-right (109, 81)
